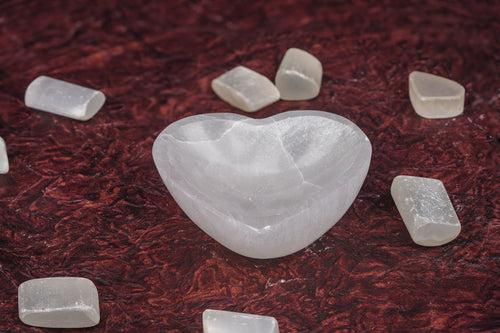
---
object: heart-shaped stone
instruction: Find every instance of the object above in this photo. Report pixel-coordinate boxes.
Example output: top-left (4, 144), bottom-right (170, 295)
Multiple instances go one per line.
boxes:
top-left (153, 111), bottom-right (372, 258)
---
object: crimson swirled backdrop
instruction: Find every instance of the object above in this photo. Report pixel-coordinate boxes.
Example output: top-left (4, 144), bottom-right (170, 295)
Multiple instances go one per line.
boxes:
top-left (0, 1), bottom-right (498, 332)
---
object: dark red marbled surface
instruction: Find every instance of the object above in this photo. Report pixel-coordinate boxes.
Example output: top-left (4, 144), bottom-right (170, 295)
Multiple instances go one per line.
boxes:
top-left (0, 1), bottom-right (499, 332)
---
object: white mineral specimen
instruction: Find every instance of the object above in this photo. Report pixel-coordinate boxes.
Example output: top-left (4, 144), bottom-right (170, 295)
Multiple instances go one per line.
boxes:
top-left (25, 76), bottom-right (106, 121)
top-left (0, 137), bottom-right (8, 174)
top-left (391, 175), bottom-right (461, 246)
top-left (211, 66), bottom-right (280, 112)
top-left (203, 309), bottom-right (279, 333)
top-left (153, 110), bottom-right (372, 258)
top-left (18, 277), bottom-right (100, 328)
top-left (409, 71), bottom-right (465, 119)
top-left (275, 48), bottom-right (322, 100)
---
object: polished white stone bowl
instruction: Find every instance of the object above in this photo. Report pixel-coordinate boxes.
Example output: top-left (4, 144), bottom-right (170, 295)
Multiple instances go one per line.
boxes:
top-left (153, 111), bottom-right (372, 258)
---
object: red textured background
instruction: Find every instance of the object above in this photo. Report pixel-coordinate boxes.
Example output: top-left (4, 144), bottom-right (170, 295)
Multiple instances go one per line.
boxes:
top-left (0, 1), bottom-right (499, 332)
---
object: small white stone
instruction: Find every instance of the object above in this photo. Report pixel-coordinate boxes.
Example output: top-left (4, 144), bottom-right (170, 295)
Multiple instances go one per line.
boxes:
top-left (25, 76), bottom-right (106, 121)
top-left (211, 66), bottom-right (280, 112)
top-left (391, 175), bottom-right (461, 246)
top-left (0, 137), bottom-right (8, 174)
top-left (275, 48), bottom-right (322, 101)
top-left (409, 71), bottom-right (465, 119)
top-left (203, 309), bottom-right (279, 333)
top-left (18, 277), bottom-right (100, 328)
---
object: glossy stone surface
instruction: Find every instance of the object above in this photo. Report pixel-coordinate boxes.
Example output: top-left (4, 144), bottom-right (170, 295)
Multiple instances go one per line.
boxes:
top-left (391, 176), bottom-right (461, 246)
top-left (211, 66), bottom-right (280, 112)
top-left (275, 48), bottom-right (322, 100)
top-left (25, 76), bottom-right (106, 121)
top-left (409, 71), bottom-right (465, 119)
top-left (18, 277), bottom-right (100, 328)
top-left (0, 137), bottom-right (8, 174)
top-left (203, 309), bottom-right (279, 333)
top-left (153, 110), bottom-right (372, 258)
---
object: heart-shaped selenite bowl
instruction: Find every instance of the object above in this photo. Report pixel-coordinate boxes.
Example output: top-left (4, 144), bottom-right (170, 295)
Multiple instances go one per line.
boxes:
top-left (153, 111), bottom-right (372, 259)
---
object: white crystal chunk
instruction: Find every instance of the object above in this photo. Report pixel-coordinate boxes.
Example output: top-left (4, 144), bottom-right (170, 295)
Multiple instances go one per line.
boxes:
top-left (0, 137), bottom-right (8, 174)
top-left (18, 277), bottom-right (100, 328)
top-left (391, 175), bottom-right (461, 246)
top-left (25, 76), bottom-right (106, 121)
top-left (211, 66), bottom-right (280, 112)
top-left (275, 48), bottom-right (322, 101)
top-left (203, 309), bottom-right (279, 333)
top-left (152, 110), bottom-right (372, 258)
top-left (409, 71), bottom-right (465, 119)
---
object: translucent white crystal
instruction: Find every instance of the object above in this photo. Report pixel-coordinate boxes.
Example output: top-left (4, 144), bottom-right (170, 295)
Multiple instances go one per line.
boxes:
top-left (203, 309), bottom-right (279, 333)
top-left (409, 71), bottom-right (465, 119)
top-left (18, 277), bottom-right (100, 328)
top-left (391, 175), bottom-right (461, 246)
top-left (275, 48), bottom-right (322, 101)
top-left (0, 137), bottom-right (8, 174)
top-left (211, 66), bottom-right (280, 112)
top-left (25, 76), bottom-right (106, 121)
top-left (152, 110), bottom-right (372, 258)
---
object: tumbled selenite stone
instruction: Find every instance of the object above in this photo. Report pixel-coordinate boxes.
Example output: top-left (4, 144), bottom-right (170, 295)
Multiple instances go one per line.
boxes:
top-left (0, 137), bottom-right (8, 174)
top-left (391, 176), bottom-right (461, 246)
top-left (25, 76), bottom-right (106, 121)
top-left (409, 71), bottom-right (465, 119)
top-left (275, 48), bottom-right (322, 100)
top-left (203, 309), bottom-right (279, 333)
top-left (153, 111), bottom-right (372, 258)
top-left (211, 66), bottom-right (280, 112)
top-left (18, 277), bottom-right (100, 328)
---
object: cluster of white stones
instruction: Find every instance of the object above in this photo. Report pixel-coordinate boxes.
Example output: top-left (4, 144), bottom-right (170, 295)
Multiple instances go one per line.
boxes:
top-left (5, 46), bottom-right (466, 331)
top-left (211, 48), bottom-right (323, 112)
top-left (179, 53), bottom-right (469, 256)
